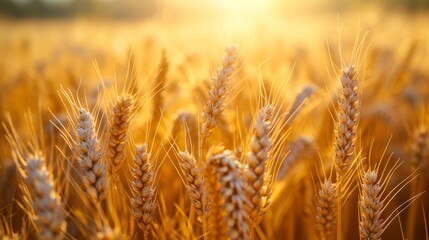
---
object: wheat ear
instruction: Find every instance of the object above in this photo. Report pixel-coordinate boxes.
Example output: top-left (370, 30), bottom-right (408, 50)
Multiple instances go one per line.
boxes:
top-left (171, 110), bottom-right (199, 154)
top-left (24, 153), bottom-right (67, 240)
top-left (406, 126), bottom-right (428, 239)
top-left (315, 178), bottom-right (337, 240)
top-left (178, 151), bottom-right (208, 221)
top-left (207, 149), bottom-right (249, 240)
top-left (108, 95), bottom-right (134, 178)
top-left (277, 136), bottom-right (315, 180)
top-left (283, 85), bottom-right (316, 126)
top-left (244, 104), bottom-right (273, 225)
top-left (152, 50), bottom-right (169, 122)
top-left (333, 65), bottom-right (359, 239)
top-left (204, 146), bottom-right (227, 240)
top-left (334, 65), bottom-right (359, 179)
top-left (130, 144), bottom-right (157, 239)
top-left (201, 44), bottom-right (238, 145)
top-left (77, 108), bottom-right (107, 205)
top-left (358, 160), bottom-right (422, 240)
top-left (410, 126), bottom-right (429, 170)
top-left (359, 170), bottom-right (383, 240)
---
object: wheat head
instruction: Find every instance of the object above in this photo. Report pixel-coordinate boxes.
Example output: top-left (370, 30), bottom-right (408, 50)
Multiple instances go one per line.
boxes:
top-left (244, 104), bottom-right (273, 224)
top-left (130, 144), bottom-right (157, 239)
top-left (77, 108), bottom-right (108, 204)
top-left (201, 45), bottom-right (239, 145)
top-left (178, 151), bottom-right (208, 221)
top-left (108, 95), bottom-right (134, 178)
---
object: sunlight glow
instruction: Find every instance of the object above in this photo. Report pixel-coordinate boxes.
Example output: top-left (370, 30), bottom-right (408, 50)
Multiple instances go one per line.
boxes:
top-left (215, 0), bottom-right (271, 11)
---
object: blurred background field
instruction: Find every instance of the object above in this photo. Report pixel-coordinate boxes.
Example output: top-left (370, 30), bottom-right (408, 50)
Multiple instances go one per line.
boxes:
top-left (1, 0), bottom-right (428, 121)
top-left (1, 0), bottom-right (429, 239)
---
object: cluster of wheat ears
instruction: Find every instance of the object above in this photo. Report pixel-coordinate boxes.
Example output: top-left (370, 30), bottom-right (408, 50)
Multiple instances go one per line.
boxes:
top-left (0, 40), bottom-right (428, 240)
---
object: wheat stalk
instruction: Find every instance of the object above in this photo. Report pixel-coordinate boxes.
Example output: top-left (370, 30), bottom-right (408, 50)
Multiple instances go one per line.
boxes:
top-left (406, 126), bottom-right (428, 239)
top-left (204, 146), bottom-right (227, 240)
top-left (107, 95), bottom-right (134, 178)
top-left (77, 108), bottom-right (108, 205)
top-left (410, 126), bottom-right (429, 171)
top-left (4, 114), bottom-right (66, 240)
top-left (24, 153), bottom-right (67, 240)
top-left (277, 136), bottom-right (315, 180)
top-left (316, 178), bottom-right (337, 240)
top-left (206, 149), bottom-right (249, 240)
top-left (201, 44), bottom-right (239, 145)
top-left (283, 85), bottom-right (316, 127)
top-left (171, 110), bottom-right (199, 154)
top-left (152, 50), bottom-right (169, 123)
top-left (333, 65), bottom-right (360, 239)
top-left (334, 65), bottom-right (359, 179)
top-left (130, 144), bottom-right (157, 239)
top-left (358, 153), bottom-right (423, 240)
top-left (177, 151), bottom-right (208, 221)
top-left (244, 104), bottom-right (273, 225)
top-left (359, 170), bottom-right (383, 240)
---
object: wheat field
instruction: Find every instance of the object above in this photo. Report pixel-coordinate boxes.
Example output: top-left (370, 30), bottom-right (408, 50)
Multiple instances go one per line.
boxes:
top-left (0, 1), bottom-right (429, 239)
